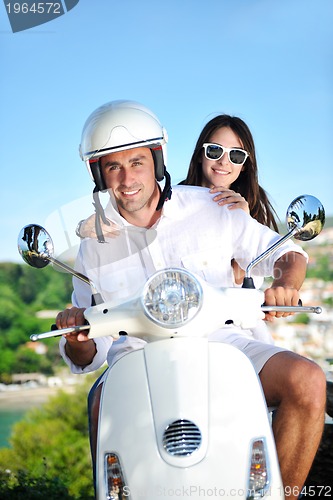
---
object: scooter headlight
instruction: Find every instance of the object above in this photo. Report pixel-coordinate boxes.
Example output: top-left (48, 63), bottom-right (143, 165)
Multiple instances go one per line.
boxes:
top-left (142, 269), bottom-right (203, 328)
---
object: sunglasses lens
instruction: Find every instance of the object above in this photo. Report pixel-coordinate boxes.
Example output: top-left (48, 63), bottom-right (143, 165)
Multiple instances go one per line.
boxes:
top-left (229, 149), bottom-right (247, 165)
top-left (205, 144), bottom-right (223, 160)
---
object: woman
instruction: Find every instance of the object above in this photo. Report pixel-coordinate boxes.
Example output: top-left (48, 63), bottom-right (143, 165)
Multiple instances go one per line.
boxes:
top-left (179, 114), bottom-right (279, 285)
top-left (180, 114), bottom-right (278, 231)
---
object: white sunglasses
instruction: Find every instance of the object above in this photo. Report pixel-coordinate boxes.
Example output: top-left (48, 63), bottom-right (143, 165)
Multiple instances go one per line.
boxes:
top-left (203, 143), bottom-right (249, 166)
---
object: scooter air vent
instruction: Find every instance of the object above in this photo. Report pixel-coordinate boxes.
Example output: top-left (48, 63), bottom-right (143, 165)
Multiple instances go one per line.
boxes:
top-left (163, 419), bottom-right (202, 456)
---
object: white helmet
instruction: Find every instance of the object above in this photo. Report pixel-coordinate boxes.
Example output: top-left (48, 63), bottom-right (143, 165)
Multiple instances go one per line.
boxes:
top-left (79, 100), bottom-right (168, 191)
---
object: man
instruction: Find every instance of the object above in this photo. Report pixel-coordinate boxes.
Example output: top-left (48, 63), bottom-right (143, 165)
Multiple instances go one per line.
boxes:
top-left (57, 100), bottom-right (326, 499)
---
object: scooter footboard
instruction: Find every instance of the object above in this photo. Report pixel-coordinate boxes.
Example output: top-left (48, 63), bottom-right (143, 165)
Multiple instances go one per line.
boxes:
top-left (97, 338), bottom-right (284, 499)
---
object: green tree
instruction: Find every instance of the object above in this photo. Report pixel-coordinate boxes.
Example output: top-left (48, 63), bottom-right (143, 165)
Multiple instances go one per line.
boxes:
top-left (32, 268), bottom-right (73, 310)
top-left (0, 469), bottom-right (73, 499)
top-left (324, 296), bottom-right (333, 307)
top-left (306, 253), bottom-right (333, 281)
top-left (0, 349), bottom-right (16, 378)
top-left (12, 346), bottom-right (43, 374)
top-left (0, 375), bottom-right (99, 499)
top-left (291, 313), bottom-right (310, 325)
top-left (0, 284), bottom-right (24, 330)
top-left (16, 265), bottom-right (52, 305)
top-left (0, 262), bottom-right (73, 379)
top-left (4, 314), bottom-right (44, 349)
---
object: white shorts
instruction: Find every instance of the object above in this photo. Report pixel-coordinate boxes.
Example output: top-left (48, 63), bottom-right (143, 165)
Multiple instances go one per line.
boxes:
top-left (214, 333), bottom-right (287, 373)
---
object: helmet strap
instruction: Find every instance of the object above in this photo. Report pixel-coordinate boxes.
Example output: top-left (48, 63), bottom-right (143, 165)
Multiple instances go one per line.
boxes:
top-left (156, 167), bottom-right (172, 211)
top-left (90, 159), bottom-right (107, 192)
top-left (92, 186), bottom-right (110, 243)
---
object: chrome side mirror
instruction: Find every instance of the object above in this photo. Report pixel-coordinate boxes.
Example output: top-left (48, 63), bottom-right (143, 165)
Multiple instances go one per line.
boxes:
top-left (18, 224), bottom-right (53, 268)
top-left (17, 224), bottom-right (102, 304)
top-left (243, 194), bottom-right (325, 287)
top-left (286, 194), bottom-right (325, 241)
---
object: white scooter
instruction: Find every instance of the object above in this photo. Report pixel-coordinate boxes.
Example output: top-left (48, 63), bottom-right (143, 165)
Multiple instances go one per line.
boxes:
top-left (18, 195), bottom-right (325, 500)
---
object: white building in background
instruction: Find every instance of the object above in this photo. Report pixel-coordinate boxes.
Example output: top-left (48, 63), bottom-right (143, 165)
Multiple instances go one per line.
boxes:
top-left (267, 277), bottom-right (333, 375)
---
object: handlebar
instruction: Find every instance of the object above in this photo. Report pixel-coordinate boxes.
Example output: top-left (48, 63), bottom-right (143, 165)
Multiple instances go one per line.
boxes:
top-left (29, 304), bottom-right (322, 342)
top-left (30, 324), bottom-right (90, 342)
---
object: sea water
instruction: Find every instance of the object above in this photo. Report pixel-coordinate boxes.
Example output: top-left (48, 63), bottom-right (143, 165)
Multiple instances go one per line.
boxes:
top-left (0, 408), bottom-right (28, 448)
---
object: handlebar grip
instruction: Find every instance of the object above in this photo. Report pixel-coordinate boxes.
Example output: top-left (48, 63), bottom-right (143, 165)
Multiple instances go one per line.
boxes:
top-left (262, 298), bottom-right (303, 307)
top-left (50, 319), bottom-right (89, 331)
top-left (261, 304), bottom-right (322, 314)
top-left (30, 323), bottom-right (91, 342)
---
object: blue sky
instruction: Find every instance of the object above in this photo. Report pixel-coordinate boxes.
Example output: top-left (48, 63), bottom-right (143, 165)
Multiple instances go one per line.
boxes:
top-left (1, 0), bottom-right (332, 262)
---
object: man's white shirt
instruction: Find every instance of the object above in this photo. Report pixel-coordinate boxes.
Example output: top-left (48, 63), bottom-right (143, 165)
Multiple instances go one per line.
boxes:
top-left (59, 185), bottom-right (307, 373)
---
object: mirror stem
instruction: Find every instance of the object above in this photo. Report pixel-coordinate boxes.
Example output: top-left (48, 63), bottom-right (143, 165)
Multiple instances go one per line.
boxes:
top-left (242, 227), bottom-right (299, 288)
top-left (48, 256), bottom-right (103, 305)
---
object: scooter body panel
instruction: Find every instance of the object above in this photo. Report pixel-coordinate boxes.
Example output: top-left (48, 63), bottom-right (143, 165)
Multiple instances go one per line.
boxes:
top-left (97, 338), bottom-right (284, 499)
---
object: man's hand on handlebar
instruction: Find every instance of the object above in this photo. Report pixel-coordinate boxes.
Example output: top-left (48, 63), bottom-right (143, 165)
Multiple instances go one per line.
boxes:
top-left (263, 286), bottom-right (300, 322)
top-left (56, 307), bottom-right (90, 342)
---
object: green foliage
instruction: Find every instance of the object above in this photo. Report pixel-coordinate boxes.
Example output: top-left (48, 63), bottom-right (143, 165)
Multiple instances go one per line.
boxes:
top-left (0, 284), bottom-right (24, 330)
top-left (323, 296), bottom-right (333, 307)
top-left (0, 263), bottom-right (72, 379)
top-left (291, 313), bottom-right (310, 325)
top-left (306, 253), bottom-right (333, 281)
top-left (12, 346), bottom-right (44, 374)
top-left (0, 376), bottom-right (98, 499)
top-left (32, 268), bottom-right (73, 310)
top-left (0, 349), bottom-right (16, 377)
top-left (0, 470), bottom-right (74, 499)
top-left (0, 264), bottom-right (72, 308)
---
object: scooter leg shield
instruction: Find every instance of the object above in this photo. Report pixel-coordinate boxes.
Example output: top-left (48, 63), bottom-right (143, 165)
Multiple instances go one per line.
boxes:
top-left (96, 338), bottom-right (284, 499)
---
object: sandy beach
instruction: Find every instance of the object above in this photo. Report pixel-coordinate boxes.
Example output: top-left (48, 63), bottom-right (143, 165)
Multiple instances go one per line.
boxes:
top-left (0, 385), bottom-right (76, 410)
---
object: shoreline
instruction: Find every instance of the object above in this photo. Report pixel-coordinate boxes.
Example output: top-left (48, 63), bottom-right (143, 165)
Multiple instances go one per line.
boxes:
top-left (0, 386), bottom-right (76, 410)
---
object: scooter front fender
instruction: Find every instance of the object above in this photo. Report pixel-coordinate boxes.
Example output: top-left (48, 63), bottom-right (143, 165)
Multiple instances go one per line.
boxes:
top-left (97, 338), bottom-right (283, 499)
